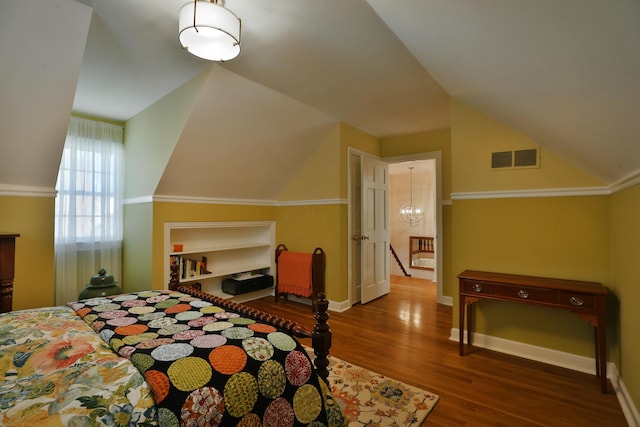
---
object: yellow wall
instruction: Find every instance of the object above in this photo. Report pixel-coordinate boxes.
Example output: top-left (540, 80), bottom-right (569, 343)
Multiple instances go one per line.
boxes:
top-left (449, 99), bottom-right (614, 361)
top-left (452, 196), bottom-right (611, 357)
top-left (276, 204), bottom-right (347, 301)
top-left (610, 183), bottom-right (640, 408)
top-left (0, 196), bottom-right (55, 310)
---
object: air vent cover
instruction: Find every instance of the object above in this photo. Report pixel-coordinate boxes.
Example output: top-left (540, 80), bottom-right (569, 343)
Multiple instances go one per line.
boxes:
top-left (514, 149), bottom-right (538, 167)
top-left (491, 148), bottom-right (539, 169)
top-left (491, 151), bottom-right (513, 169)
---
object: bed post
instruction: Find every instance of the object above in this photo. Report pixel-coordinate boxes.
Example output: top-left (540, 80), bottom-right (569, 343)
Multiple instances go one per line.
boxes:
top-left (311, 292), bottom-right (331, 382)
top-left (169, 259), bottom-right (180, 290)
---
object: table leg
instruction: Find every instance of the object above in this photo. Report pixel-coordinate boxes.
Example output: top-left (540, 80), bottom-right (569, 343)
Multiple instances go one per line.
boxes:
top-left (459, 295), bottom-right (465, 356)
top-left (596, 322), bottom-right (607, 393)
top-left (466, 302), bottom-right (473, 347)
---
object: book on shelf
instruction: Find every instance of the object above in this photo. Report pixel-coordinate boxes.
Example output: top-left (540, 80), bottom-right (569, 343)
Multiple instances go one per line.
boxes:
top-left (170, 255), bottom-right (210, 279)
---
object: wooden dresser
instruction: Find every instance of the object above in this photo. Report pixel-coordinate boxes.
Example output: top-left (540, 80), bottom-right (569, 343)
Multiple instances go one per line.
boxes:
top-left (0, 233), bottom-right (20, 313)
top-left (457, 270), bottom-right (608, 393)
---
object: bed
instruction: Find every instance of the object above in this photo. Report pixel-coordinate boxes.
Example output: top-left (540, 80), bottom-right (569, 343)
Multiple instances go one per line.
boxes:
top-left (0, 266), bottom-right (342, 426)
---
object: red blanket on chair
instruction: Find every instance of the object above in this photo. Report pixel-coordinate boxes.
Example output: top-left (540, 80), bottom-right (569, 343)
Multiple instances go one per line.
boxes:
top-left (278, 251), bottom-right (313, 297)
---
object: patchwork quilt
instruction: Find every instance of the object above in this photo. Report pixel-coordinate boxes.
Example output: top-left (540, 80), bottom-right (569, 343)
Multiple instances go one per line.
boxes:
top-left (0, 290), bottom-right (344, 426)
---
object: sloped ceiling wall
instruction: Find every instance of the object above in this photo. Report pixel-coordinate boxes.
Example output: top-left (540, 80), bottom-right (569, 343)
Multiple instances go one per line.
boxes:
top-left (154, 66), bottom-right (338, 201)
top-left (0, 0), bottom-right (92, 194)
top-left (369, 0), bottom-right (640, 183)
top-left (2, 0), bottom-right (640, 198)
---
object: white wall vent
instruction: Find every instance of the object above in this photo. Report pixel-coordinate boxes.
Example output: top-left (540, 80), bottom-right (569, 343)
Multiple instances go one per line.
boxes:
top-left (491, 148), bottom-right (539, 169)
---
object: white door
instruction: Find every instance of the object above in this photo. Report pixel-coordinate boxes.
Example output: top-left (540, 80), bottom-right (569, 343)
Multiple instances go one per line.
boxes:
top-left (360, 155), bottom-right (390, 304)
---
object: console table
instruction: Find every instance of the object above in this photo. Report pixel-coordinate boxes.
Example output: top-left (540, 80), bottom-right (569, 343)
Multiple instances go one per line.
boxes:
top-left (0, 233), bottom-right (20, 313)
top-left (458, 270), bottom-right (608, 393)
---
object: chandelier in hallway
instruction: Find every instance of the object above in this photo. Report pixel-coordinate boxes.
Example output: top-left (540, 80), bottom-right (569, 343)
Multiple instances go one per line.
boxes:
top-left (399, 167), bottom-right (424, 226)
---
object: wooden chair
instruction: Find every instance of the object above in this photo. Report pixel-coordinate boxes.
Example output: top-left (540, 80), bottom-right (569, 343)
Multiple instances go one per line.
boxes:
top-left (275, 244), bottom-right (325, 308)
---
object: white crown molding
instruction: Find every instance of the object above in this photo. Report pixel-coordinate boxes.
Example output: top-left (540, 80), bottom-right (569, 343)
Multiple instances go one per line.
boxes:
top-left (610, 169), bottom-right (640, 194)
top-left (276, 198), bottom-right (347, 206)
top-left (0, 184), bottom-right (56, 198)
top-left (123, 196), bottom-right (153, 205)
top-left (451, 186), bottom-right (611, 200)
top-left (123, 194), bottom-right (348, 206)
top-left (152, 194), bottom-right (277, 205)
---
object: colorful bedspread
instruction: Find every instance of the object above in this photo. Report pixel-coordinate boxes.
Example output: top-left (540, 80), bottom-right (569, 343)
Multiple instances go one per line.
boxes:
top-left (68, 290), bottom-right (343, 426)
top-left (0, 306), bottom-right (157, 426)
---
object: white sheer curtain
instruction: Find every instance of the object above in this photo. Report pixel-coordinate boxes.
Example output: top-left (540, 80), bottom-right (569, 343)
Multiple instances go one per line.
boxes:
top-left (55, 117), bottom-right (124, 305)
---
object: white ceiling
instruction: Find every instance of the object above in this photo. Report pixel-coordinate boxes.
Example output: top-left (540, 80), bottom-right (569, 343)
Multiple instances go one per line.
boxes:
top-left (2, 0), bottom-right (639, 198)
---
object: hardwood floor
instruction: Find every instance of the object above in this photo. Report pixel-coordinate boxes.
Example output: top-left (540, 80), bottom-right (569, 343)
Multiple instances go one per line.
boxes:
top-left (243, 276), bottom-right (628, 426)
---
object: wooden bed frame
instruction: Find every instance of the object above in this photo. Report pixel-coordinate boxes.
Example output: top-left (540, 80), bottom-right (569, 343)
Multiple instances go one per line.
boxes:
top-left (168, 261), bottom-right (332, 381)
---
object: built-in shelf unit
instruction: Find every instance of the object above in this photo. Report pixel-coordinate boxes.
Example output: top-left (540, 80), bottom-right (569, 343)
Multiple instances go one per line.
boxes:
top-left (164, 221), bottom-right (275, 302)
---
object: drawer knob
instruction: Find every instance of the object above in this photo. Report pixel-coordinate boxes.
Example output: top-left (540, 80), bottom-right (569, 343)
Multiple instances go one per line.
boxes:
top-left (472, 283), bottom-right (483, 292)
top-left (569, 296), bottom-right (584, 306)
top-left (517, 289), bottom-right (529, 299)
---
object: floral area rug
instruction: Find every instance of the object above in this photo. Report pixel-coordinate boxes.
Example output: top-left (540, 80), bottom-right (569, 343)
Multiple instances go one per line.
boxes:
top-left (305, 347), bottom-right (439, 426)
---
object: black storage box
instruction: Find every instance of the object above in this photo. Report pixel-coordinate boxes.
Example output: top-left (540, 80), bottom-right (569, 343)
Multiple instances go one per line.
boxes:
top-left (222, 274), bottom-right (273, 295)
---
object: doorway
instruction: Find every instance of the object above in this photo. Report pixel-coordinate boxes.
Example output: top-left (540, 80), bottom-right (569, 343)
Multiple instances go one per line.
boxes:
top-left (389, 160), bottom-right (436, 281)
top-left (348, 149), bottom-right (445, 306)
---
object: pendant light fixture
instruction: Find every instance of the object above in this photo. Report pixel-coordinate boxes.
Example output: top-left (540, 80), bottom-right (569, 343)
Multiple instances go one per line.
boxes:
top-left (178, 0), bottom-right (241, 62)
top-left (399, 167), bottom-right (424, 226)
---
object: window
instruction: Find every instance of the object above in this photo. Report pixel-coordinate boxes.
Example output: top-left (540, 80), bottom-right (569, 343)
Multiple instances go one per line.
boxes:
top-left (54, 117), bottom-right (124, 304)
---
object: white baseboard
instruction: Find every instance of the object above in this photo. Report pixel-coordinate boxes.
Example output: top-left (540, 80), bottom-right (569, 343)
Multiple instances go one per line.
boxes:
top-left (328, 299), bottom-right (352, 312)
top-left (276, 294), bottom-right (352, 313)
top-left (438, 294), bottom-right (453, 306)
top-left (609, 364), bottom-right (640, 427)
top-left (450, 328), bottom-right (639, 427)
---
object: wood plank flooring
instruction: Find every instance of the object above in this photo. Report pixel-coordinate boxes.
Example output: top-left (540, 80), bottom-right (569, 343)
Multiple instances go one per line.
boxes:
top-left (243, 276), bottom-right (628, 426)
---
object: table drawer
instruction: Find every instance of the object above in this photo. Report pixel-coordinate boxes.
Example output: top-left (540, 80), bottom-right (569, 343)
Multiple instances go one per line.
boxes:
top-left (557, 291), bottom-right (596, 310)
top-left (462, 280), bottom-right (492, 295)
top-left (491, 283), bottom-right (557, 304)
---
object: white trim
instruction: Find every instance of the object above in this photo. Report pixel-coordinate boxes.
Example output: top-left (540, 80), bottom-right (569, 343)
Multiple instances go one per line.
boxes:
top-left (450, 328), bottom-right (639, 427)
top-left (611, 365), bottom-right (640, 427)
top-left (272, 293), bottom-right (352, 313)
top-left (451, 186), bottom-right (610, 200)
top-left (610, 169), bottom-right (640, 194)
top-left (328, 299), bottom-right (352, 313)
top-left (439, 295), bottom-right (453, 306)
top-left (153, 194), bottom-right (277, 205)
top-left (0, 184), bottom-right (56, 198)
top-left (121, 180), bottom-right (640, 208)
top-left (123, 196), bottom-right (153, 205)
top-left (276, 199), bottom-right (347, 206)
top-left (123, 194), bottom-right (348, 206)
top-left (450, 328), bottom-right (607, 375)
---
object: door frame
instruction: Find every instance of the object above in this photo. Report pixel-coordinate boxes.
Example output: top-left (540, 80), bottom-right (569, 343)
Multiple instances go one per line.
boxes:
top-left (384, 151), bottom-right (447, 305)
top-left (348, 148), bottom-right (449, 307)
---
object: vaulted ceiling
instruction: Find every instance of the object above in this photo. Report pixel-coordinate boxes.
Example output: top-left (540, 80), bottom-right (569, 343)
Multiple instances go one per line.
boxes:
top-left (2, 0), bottom-right (639, 199)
